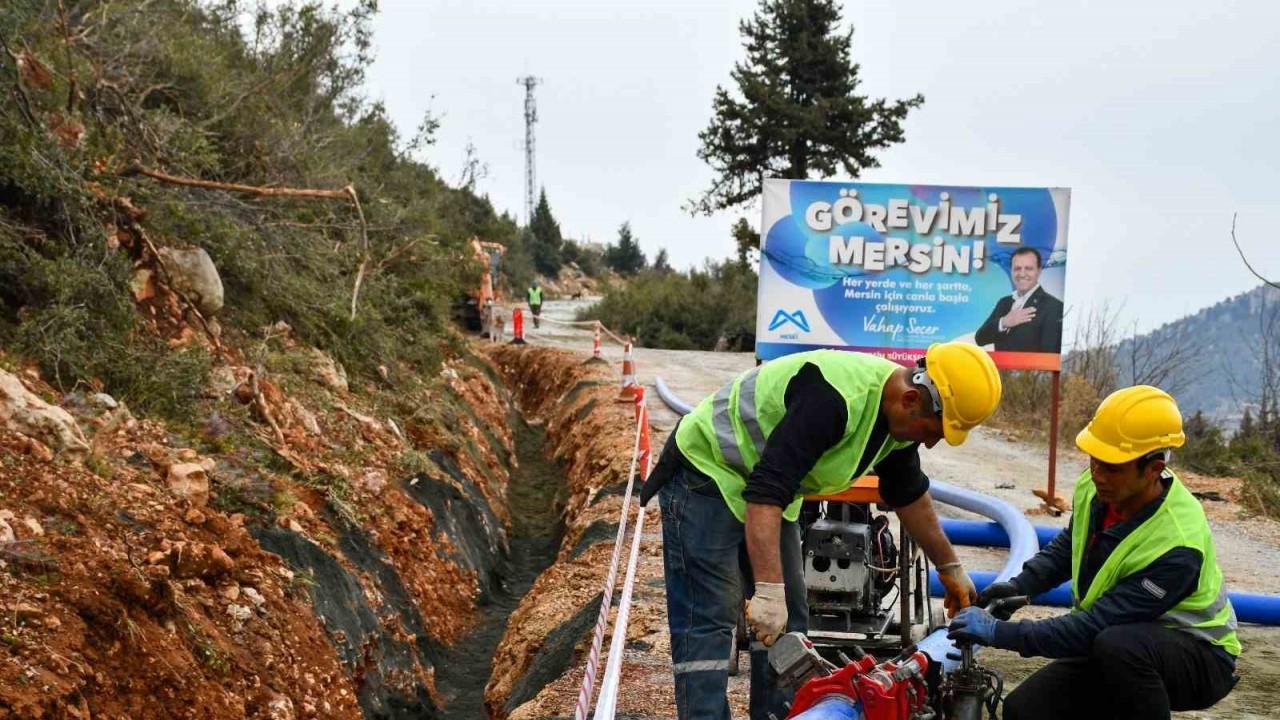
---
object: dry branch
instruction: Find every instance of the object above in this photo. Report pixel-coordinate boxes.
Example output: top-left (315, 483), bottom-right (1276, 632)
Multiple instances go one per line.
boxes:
top-left (120, 163), bottom-right (352, 201)
top-left (346, 184), bottom-right (370, 321)
top-left (121, 164), bottom-right (380, 319)
top-left (1231, 213), bottom-right (1280, 290)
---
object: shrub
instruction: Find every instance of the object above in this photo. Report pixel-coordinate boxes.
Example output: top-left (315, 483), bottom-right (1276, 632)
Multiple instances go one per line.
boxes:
top-left (579, 261), bottom-right (757, 350)
top-left (0, 0), bottom-right (524, 416)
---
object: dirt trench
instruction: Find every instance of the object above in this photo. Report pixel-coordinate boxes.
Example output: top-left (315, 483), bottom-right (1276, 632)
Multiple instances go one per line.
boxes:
top-left (477, 345), bottom-right (647, 718)
top-left (433, 418), bottom-right (565, 720)
top-left (0, 342), bottom-right (589, 720)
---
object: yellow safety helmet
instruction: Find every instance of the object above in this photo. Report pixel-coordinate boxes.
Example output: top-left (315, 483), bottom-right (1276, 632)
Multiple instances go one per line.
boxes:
top-left (916, 342), bottom-right (1003, 446)
top-left (1076, 385), bottom-right (1186, 464)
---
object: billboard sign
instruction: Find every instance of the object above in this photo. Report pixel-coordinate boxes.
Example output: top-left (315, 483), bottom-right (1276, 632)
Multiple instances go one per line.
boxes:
top-left (757, 179), bottom-right (1071, 371)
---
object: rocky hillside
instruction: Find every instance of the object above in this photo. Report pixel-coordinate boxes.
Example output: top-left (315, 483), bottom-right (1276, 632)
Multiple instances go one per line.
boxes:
top-left (0, 332), bottom-right (531, 718)
top-left (1114, 284), bottom-right (1279, 421)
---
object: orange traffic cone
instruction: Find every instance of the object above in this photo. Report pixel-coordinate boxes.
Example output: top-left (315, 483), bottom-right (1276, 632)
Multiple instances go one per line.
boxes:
top-left (510, 308), bottom-right (527, 345)
top-left (616, 341), bottom-right (640, 402)
top-left (583, 321), bottom-right (608, 365)
top-left (634, 387), bottom-right (651, 479)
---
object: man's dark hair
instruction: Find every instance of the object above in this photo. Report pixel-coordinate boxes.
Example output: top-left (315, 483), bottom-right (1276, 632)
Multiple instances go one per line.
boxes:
top-left (1010, 246), bottom-right (1043, 269)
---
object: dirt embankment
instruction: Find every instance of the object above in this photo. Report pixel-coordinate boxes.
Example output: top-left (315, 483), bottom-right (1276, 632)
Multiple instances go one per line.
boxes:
top-left (0, 339), bottom-right (524, 719)
top-left (480, 345), bottom-right (651, 719)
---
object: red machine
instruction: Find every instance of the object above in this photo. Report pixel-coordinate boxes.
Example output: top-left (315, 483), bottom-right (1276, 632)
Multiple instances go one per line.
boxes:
top-left (771, 632), bottom-right (933, 720)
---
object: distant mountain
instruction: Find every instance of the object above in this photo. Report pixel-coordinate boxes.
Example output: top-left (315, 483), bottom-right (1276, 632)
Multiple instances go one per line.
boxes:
top-left (1111, 284), bottom-right (1280, 425)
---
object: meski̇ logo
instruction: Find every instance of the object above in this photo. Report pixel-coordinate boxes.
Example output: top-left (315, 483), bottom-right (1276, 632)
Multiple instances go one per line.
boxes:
top-left (769, 310), bottom-right (810, 334)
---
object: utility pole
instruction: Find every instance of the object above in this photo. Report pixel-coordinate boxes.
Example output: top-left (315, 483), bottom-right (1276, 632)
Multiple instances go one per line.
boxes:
top-left (517, 75), bottom-right (540, 226)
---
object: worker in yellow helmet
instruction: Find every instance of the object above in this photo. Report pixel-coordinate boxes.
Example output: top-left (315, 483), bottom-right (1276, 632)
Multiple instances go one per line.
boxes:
top-left (949, 385), bottom-right (1239, 720)
top-left (639, 343), bottom-right (1002, 720)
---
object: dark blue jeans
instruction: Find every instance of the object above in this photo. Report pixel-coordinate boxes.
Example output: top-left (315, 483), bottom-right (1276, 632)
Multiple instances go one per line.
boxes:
top-left (659, 465), bottom-right (808, 720)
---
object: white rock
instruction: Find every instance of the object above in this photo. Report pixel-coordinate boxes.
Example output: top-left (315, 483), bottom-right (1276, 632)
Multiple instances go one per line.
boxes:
top-left (265, 694), bottom-right (295, 720)
top-left (0, 519), bottom-right (14, 544)
top-left (158, 246), bottom-right (224, 315)
top-left (386, 418), bottom-right (404, 441)
top-left (242, 586), bottom-right (267, 608)
top-left (89, 393), bottom-right (119, 410)
top-left (309, 349), bottom-right (348, 392)
top-left (167, 463), bottom-right (210, 507)
top-left (206, 366), bottom-right (242, 399)
top-left (291, 402), bottom-right (322, 436)
top-left (21, 517), bottom-right (42, 537)
top-left (360, 469), bottom-right (387, 495)
top-left (0, 370), bottom-right (90, 459)
top-left (226, 603), bottom-right (252, 622)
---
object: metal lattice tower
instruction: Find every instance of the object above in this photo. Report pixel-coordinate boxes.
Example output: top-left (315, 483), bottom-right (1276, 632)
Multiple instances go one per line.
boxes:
top-left (517, 76), bottom-right (540, 225)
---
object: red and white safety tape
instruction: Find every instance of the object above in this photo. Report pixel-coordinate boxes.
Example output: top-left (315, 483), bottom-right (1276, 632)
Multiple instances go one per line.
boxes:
top-left (573, 391), bottom-right (649, 720)
top-left (503, 308), bottom-right (632, 347)
top-left (592, 392), bottom-right (651, 720)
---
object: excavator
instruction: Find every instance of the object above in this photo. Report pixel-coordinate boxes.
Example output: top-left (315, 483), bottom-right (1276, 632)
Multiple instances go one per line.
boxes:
top-left (452, 237), bottom-right (506, 335)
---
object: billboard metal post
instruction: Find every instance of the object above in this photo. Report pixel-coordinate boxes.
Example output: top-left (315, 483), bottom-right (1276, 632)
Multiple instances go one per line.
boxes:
top-left (1047, 370), bottom-right (1061, 510)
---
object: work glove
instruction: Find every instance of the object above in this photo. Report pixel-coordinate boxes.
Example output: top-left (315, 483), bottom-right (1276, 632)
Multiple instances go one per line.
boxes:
top-left (947, 606), bottom-right (998, 647)
top-left (746, 582), bottom-right (788, 647)
top-left (976, 580), bottom-right (1021, 619)
top-left (937, 562), bottom-right (979, 618)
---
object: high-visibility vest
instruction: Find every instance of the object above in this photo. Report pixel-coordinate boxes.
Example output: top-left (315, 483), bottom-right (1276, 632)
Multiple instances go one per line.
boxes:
top-left (527, 286), bottom-right (543, 305)
top-left (675, 350), bottom-right (912, 522)
top-left (1069, 469), bottom-right (1241, 656)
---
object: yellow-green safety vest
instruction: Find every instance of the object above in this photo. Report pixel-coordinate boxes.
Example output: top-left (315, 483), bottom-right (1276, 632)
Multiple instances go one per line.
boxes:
top-left (527, 286), bottom-right (543, 304)
top-left (675, 350), bottom-right (913, 522)
top-left (1069, 469), bottom-right (1241, 656)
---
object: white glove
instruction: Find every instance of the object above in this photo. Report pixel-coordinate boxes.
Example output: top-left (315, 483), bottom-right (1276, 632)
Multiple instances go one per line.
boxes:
top-left (746, 582), bottom-right (788, 647)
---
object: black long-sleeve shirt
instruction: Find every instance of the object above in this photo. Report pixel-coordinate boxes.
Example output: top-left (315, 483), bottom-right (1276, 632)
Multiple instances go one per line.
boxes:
top-left (991, 478), bottom-right (1232, 664)
top-left (736, 362), bottom-right (930, 509)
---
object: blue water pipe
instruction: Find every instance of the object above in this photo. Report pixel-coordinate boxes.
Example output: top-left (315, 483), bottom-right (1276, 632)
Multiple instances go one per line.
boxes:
top-left (788, 696), bottom-right (860, 720)
top-left (911, 481), bottom-right (1039, 672)
top-left (923, 570), bottom-right (1280, 625)
top-left (653, 376), bottom-right (694, 416)
top-left (940, 517), bottom-right (1061, 548)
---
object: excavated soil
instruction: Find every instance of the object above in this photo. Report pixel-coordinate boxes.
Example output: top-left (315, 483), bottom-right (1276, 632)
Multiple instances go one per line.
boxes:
top-left (0, 336), bottom-right (528, 719)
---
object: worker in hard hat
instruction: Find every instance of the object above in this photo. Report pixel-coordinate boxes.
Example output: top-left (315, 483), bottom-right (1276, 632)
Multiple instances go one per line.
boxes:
top-left (639, 343), bottom-right (1002, 720)
top-left (949, 385), bottom-right (1239, 720)
top-left (526, 280), bottom-right (543, 329)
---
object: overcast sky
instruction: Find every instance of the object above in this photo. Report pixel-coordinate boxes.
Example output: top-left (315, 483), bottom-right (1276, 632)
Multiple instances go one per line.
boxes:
top-left (359, 0), bottom-right (1280, 338)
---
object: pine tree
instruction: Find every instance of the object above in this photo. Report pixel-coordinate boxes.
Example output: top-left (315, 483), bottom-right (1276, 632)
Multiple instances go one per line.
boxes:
top-left (652, 248), bottom-right (672, 274)
top-left (604, 222), bottom-right (647, 275)
top-left (529, 189), bottom-right (563, 276)
top-left (731, 218), bottom-right (760, 266)
top-left (1239, 408), bottom-right (1257, 440)
top-left (689, 0), bottom-right (924, 214)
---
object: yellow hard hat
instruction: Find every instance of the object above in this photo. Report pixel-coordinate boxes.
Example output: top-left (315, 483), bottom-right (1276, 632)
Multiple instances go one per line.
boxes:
top-left (1076, 385), bottom-right (1186, 464)
top-left (920, 342), bottom-right (1003, 446)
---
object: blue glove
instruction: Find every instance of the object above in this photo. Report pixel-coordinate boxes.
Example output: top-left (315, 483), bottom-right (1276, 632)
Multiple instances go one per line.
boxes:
top-left (947, 606), bottom-right (998, 646)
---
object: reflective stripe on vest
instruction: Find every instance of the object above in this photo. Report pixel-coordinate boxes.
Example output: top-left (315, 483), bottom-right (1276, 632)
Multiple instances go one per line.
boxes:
top-left (1068, 469), bottom-right (1241, 656)
top-left (675, 350), bottom-right (912, 522)
top-left (711, 367), bottom-right (764, 474)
